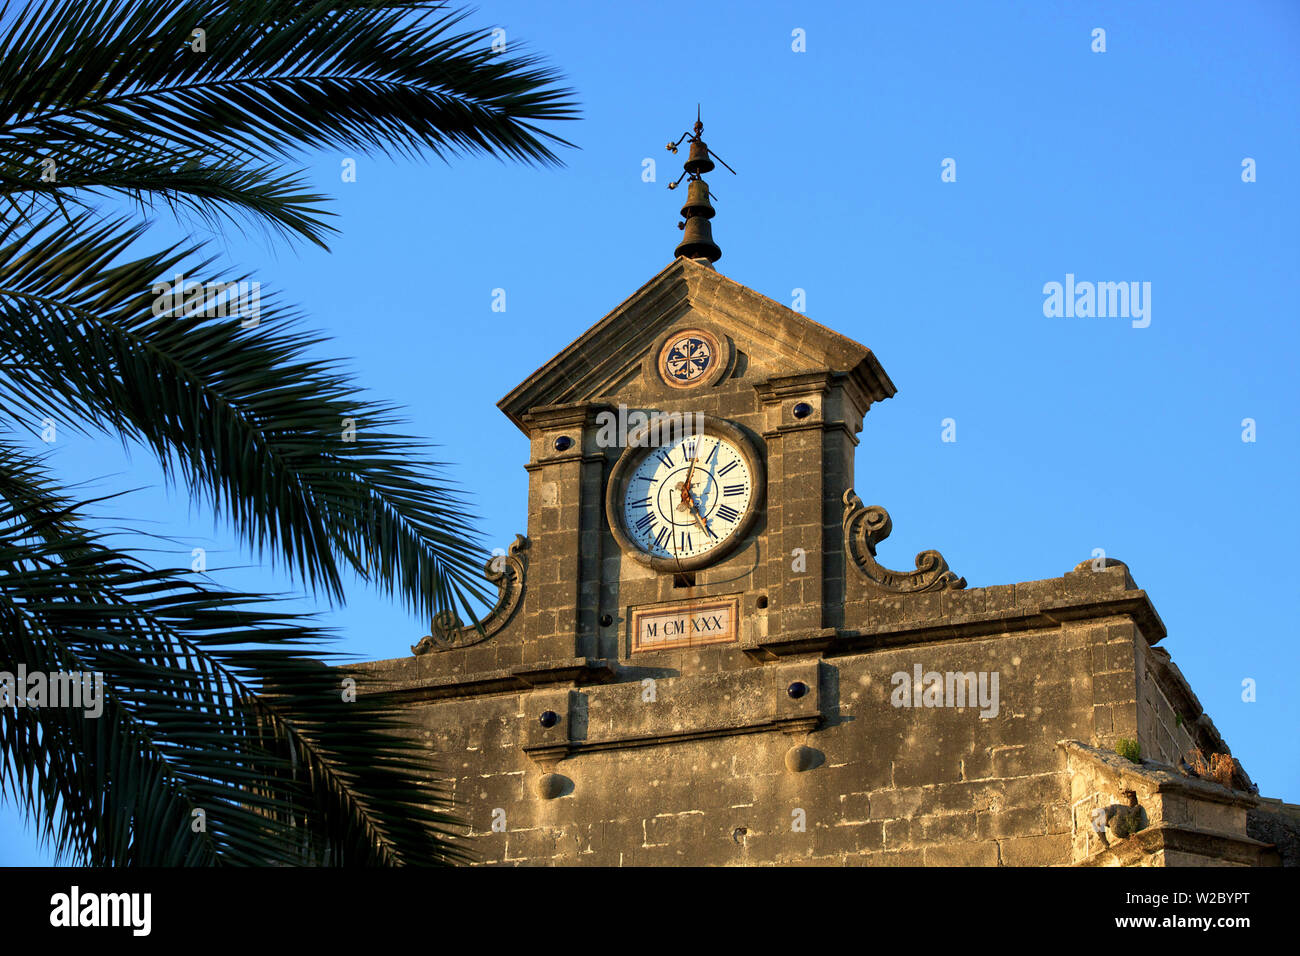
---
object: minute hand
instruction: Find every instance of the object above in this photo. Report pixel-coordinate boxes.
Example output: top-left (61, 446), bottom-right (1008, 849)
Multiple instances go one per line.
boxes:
top-left (683, 493), bottom-right (714, 537)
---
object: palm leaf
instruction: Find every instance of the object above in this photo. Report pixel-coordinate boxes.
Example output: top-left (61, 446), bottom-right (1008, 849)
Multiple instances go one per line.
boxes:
top-left (0, 0), bottom-right (576, 866)
top-left (0, 0), bottom-right (578, 197)
top-left (0, 210), bottom-right (494, 623)
top-left (0, 141), bottom-right (337, 248)
top-left (0, 444), bottom-right (473, 865)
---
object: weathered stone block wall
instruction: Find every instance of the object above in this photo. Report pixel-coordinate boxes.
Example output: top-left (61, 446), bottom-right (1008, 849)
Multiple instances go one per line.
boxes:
top-left (1137, 643), bottom-right (1201, 765)
top-left (365, 596), bottom-right (1162, 866)
top-left (1248, 800), bottom-right (1300, 866)
top-left (408, 256), bottom-right (1292, 867)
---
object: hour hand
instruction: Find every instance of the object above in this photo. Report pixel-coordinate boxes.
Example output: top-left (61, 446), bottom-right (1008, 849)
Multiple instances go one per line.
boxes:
top-left (682, 493), bottom-right (716, 538)
top-left (676, 476), bottom-right (696, 509)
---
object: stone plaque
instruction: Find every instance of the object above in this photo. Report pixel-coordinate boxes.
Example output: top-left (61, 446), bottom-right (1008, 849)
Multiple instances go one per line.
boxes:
top-left (630, 595), bottom-right (740, 653)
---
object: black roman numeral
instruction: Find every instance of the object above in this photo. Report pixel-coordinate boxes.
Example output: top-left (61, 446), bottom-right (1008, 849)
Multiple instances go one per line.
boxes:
top-left (718, 460), bottom-right (739, 476)
top-left (717, 504), bottom-right (740, 523)
top-left (723, 484), bottom-right (745, 497)
top-left (655, 450), bottom-right (673, 468)
top-left (680, 532), bottom-right (692, 552)
top-left (635, 513), bottom-right (654, 532)
top-left (653, 526), bottom-right (670, 550)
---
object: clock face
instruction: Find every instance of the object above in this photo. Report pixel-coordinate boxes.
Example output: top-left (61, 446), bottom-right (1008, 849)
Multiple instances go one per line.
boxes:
top-left (622, 432), bottom-right (755, 564)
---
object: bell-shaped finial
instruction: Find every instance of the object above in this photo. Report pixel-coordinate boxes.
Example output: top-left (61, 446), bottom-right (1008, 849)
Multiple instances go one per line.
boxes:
top-left (675, 216), bottom-right (722, 262)
top-left (666, 109), bottom-right (732, 265)
top-left (678, 179), bottom-right (715, 221)
top-left (683, 138), bottom-right (715, 176)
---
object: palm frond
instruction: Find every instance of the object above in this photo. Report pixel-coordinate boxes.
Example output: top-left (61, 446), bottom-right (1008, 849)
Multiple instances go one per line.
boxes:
top-left (0, 0), bottom-right (568, 866)
top-left (0, 0), bottom-right (579, 169)
top-left (0, 211), bottom-right (493, 622)
top-left (0, 141), bottom-right (337, 248)
top-left (0, 444), bottom-right (472, 865)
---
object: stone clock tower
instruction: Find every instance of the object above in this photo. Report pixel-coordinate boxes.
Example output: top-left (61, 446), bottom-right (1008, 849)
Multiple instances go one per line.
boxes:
top-left (491, 252), bottom-right (918, 662)
top-left (358, 120), bottom-right (1296, 867)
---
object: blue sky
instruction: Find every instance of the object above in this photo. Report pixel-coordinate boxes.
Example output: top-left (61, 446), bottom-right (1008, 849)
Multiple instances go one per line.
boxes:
top-left (2, 0), bottom-right (1297, 863)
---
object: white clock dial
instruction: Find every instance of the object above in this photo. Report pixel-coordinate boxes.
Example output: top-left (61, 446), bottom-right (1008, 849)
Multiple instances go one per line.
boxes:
top-left (622, 433), bottom-right (754, 562)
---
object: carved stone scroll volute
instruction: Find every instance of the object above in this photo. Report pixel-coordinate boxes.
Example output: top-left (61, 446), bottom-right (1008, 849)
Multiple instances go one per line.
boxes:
top-left (411, 535), bottom-right (529, 655)
top-left (842, 490), bottom-right (965, 593)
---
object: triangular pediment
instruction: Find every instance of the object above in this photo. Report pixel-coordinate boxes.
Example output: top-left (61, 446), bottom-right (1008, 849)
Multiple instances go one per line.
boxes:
top-left (498, 257), bottom-right (895, 432)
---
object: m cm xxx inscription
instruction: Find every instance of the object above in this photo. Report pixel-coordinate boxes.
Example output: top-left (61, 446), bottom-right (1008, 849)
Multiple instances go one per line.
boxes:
top-left (630, 595), bottom-right (740, 653)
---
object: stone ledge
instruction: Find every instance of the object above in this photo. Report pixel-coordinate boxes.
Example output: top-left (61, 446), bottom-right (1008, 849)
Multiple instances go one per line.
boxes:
top-left (350, 657), bottom-right (618, 702)
top-left (522, 710), bottom-right (822, 766)
top-left (1059, 739), bottom-right (1260, 809)
top-left (1255, 796), bottom-right (1300, 819)
top-left (1076, 823), bottom-right (1273, 867)
top-left (750, 590), bottom-right (1165, 660)
top-left (523, 659), bottom-right (823, 765)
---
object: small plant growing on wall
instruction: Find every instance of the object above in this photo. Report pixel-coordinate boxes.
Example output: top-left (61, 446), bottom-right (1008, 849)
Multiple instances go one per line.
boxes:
top-left (1183, 748), bottom-right (1238, 788)
top-left (1115, 738), bottom-right (1142, 764)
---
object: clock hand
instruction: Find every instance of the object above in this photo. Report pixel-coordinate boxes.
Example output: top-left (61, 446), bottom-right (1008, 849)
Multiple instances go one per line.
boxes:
top-left (682, 489), bottom-right (715, 537)
top-left (674, 482), bottom-right (694, 512)
top-left (681, 454), bottom-right (697, 505)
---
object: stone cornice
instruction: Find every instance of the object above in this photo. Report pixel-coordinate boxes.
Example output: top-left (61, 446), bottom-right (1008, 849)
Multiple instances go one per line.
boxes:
top-left (753, 370), bottom-right (834, 402)
top-left (1075, 823), bottom-right (1273, 867)
top-left (761, 420), bottom-right (860, 443)
top-left (498, 262), bottom-right (692, 433)
top-left (349, 657), bottom-right (618, 703)
top-left (1059, 739), bottom-right (1260, 809)
top-left (498, 257), bottom-right (895, 433)
top-left (520, 400), bottom-right (614, 434)
top-left (746, 589), bottom-right (1167, 659)
top-left (754, 367), bottom-right (892, 410)
top-left (1144, 645), bottom-right (1203, 722)
top-left (523, 711), bottom-right (822, 765)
